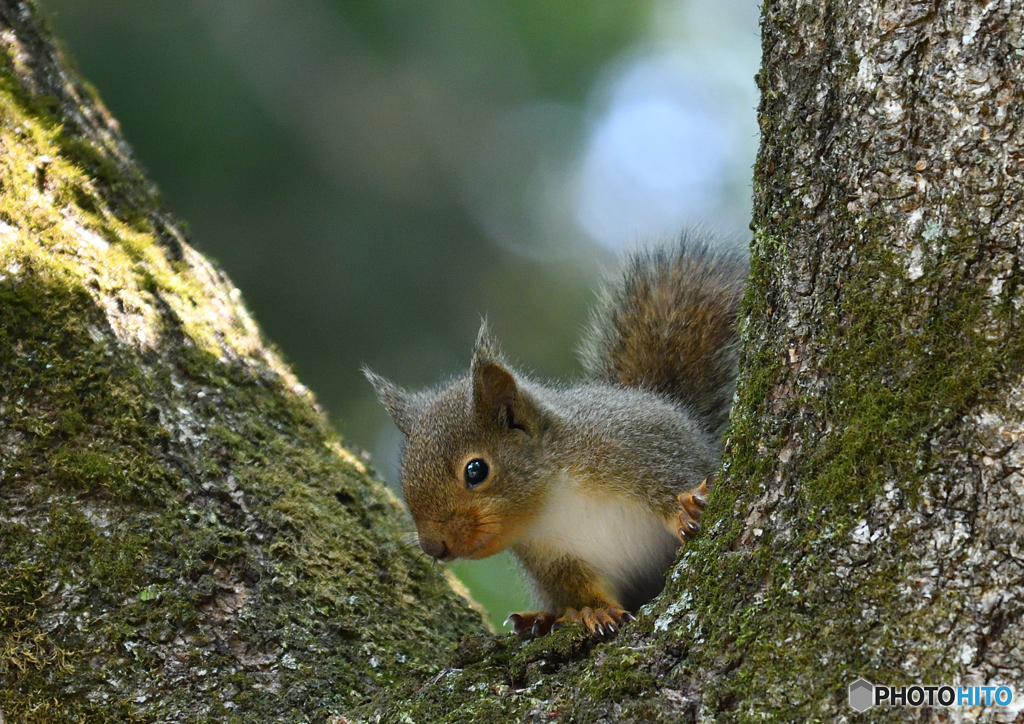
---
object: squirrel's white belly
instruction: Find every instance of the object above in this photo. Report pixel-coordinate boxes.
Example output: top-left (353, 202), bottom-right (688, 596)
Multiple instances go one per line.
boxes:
top-left (521, 473), bottom-right (679, 595)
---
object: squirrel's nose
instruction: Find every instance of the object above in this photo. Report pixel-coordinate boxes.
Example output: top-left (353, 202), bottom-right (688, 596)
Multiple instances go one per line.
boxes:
top-left (419, 535), bottom-right (450, 560)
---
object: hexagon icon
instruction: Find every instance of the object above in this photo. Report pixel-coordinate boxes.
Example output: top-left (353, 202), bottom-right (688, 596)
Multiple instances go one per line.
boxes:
top-left (849, 678), bottom-right (874, 712)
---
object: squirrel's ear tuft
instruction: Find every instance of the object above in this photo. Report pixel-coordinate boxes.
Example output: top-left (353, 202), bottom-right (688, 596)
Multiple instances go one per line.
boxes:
top-left (363, 367), bottom-right (418, 436)
top-left (473, 319), bottom-right (502, 360)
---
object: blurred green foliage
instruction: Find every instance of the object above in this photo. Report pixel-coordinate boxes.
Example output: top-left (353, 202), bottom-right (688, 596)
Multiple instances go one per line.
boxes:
top-left (499, 0), bottom-right (650, 99)
top-left (334, 0), bottom-right (651, 101)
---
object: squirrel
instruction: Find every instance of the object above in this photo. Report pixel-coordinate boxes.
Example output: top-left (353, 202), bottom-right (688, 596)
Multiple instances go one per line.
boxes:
top-left (364, 233), bottom-right (748, 637)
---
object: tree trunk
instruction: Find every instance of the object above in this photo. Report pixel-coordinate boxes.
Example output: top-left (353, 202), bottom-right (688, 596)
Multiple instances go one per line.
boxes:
top-left (3, 0), bottom-right (1023, 723)
top-left (0, 3), bottom-right (485, 723)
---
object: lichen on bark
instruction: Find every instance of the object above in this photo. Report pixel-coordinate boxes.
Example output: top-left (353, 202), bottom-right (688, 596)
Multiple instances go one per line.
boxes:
top-left (0, 3), bottom-right (485, 722)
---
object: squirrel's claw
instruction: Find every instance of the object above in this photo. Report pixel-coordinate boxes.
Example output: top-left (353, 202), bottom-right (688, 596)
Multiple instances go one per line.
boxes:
top-left (677, 478), bottom-right (711, 543)
top-left (509, 606), bottom-right (634, 638)
top-left (552, 606), bottom-right (633, 638)
top-left (505, 611), bottom-right (557, 636)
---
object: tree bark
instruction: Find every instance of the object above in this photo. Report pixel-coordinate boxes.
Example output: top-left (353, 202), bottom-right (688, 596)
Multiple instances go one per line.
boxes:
top-left (3, 0), bottom-right (1023, 723)
top-left (0, 3), bottom-right (485, 723)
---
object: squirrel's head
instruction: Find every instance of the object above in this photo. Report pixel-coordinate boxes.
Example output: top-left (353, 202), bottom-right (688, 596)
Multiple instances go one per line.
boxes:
top-left (364, 322), bottom-right (551, 562)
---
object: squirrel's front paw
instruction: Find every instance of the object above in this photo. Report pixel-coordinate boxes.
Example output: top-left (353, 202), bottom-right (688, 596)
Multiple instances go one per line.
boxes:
top-left (551, 606), bottom-right (634, 638)
top-left (505, 610), bottom-right (559, 637)
top-left (676, 476), bottom-right (712, 542)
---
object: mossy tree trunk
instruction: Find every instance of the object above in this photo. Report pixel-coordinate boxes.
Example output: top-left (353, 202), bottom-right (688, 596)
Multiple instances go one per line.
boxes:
top-left (706, 0), bottom-right (1024, 717)
top-left (0, 3), bottom-right (485, 723)
top-left (3, 0), bottom-right (1023, 723)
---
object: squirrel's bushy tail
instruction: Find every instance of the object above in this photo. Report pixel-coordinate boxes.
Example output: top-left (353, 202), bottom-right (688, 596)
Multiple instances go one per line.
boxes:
top-left (579, 232), bottom-right (748, 438)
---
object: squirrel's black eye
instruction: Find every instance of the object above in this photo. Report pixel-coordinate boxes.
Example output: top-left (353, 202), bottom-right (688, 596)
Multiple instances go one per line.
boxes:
top-left (464, 458), bottom-right (489, 488)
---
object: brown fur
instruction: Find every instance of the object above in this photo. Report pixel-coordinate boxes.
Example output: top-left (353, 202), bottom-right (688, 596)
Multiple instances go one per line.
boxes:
top-left (579, 234), bottom-right (747, 438)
